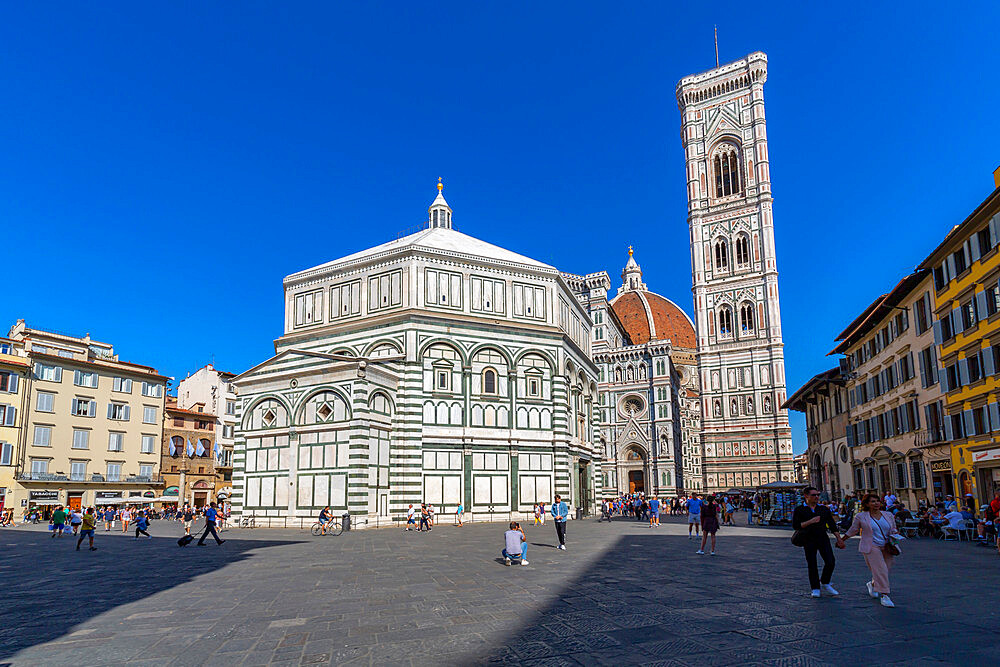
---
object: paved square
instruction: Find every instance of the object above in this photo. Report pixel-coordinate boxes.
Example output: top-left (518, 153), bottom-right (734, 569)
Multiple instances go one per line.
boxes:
top-left (2, 516), bottom-right (998, 666)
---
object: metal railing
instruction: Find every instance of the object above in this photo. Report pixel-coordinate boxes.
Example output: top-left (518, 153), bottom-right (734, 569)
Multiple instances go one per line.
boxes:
top-left (229, 509), bottom-right (561, 531)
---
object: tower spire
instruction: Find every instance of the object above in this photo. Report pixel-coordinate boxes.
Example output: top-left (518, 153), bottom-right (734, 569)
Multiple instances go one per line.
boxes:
top-left (428, 177), bottom-right (452, 229)
top-left (618, 245), bottom-right (647, 295)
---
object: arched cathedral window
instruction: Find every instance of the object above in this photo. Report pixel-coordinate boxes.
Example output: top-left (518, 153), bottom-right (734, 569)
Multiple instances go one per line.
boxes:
top-left (714, 238), bottom-right (729, 272)
top-left (483, 368), bottom-right (498, 395)
top-left (735, 234), bottom-right (750, 267)
top-left (718, 306), bottom-right (733, 338)
top-left (713, 143), bottom-right (742, 198)
top-left (740, 302), bottom-right (755, 333)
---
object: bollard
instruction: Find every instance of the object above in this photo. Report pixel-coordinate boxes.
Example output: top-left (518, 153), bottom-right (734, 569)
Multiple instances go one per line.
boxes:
top-left (342, 513), bottom-right (351, 531)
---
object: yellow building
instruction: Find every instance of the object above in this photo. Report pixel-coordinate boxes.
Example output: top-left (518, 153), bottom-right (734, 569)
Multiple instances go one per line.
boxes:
top-left (918, 176), bottom-right (1000, 508)
top-left (0, 337), bottom-right (30, 517)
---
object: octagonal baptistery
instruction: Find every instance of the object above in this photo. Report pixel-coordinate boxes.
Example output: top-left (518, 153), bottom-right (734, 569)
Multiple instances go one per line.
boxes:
top-left (230, 183), bottom-right (602, 527)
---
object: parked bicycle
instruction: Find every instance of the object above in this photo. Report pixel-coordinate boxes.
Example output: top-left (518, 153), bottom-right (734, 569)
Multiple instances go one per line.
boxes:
top-left (311, 518), bottom-right (343, 536)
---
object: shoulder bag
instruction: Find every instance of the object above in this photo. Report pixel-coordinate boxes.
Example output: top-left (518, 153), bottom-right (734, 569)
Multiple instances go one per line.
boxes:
top-left (874, 515), bottom-right (900, 557)
top-left (790, 529), bottom-right (807, 547)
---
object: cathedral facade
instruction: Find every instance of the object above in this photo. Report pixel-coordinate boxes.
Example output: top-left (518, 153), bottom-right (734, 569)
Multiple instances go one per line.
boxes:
top-left (229, 51), bottom-right (793, 525)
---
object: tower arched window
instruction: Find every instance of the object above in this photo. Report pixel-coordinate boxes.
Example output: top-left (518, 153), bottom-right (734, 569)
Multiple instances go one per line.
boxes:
top-left (713, 143), bottom-right (742, 198)
top-left (740, 302), bottom-right (755, 333)
top-left (714, 238), bottom-right (729, 272)
top-left (735, 234), bottom-right (750, 267)
top-left (718, 306), bottom-right (733, 338)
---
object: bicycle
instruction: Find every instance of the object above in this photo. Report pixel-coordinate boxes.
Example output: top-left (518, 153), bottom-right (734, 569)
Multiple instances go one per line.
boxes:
top-left (310, 518), bottom-right (342, 536)
top-left (239, 516), bottom-right (255, 529)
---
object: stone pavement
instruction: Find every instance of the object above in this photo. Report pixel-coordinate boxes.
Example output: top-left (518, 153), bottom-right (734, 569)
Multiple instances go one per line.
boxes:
top-left (1, 514), bottom-right (998, 666)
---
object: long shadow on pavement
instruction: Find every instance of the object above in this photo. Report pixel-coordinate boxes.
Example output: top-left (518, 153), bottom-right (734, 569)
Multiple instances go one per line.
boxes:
top-left (0, 524), bottom-right (305, 662)
top-left (473, 521), bottom-right (1000, 666)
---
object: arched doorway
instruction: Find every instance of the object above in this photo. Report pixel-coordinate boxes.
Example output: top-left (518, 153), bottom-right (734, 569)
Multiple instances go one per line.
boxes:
top-left (620, 446), bottom-right (648, 494)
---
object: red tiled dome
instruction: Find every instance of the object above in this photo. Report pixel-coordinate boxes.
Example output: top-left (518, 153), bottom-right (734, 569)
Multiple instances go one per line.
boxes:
top-left (611, 291), bottom-right (696, 348)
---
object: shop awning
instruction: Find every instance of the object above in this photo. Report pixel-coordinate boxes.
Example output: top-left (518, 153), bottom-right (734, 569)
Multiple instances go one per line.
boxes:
top-left (94, 497), bottom-right (123, 505)
top-left (30, 500), bottom-right (61, 506)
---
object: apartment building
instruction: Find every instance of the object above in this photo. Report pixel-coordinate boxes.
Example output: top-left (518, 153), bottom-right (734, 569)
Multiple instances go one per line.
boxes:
top-left (783, 367), bottom-right (852, 499)
top-left (160, 397), bottom-right (221, 508)
top-left (831, 270), bottom-right (941, 508)
top-left (0, 337), bottom-right (30, 514)
top-left (177, 364), bottom-right (237, 499)
top-left (8, 321), bottom-right (167, 511)
top-left (918, 174), bottom-right (1000, 507)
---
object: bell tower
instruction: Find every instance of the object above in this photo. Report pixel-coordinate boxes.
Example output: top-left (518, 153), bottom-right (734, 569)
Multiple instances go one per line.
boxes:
top-left (676, 52), bottom-right (793, 491)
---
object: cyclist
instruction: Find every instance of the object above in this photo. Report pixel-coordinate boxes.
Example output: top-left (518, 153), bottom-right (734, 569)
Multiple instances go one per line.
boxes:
top-left (317, 506), bottom-right (333, 535)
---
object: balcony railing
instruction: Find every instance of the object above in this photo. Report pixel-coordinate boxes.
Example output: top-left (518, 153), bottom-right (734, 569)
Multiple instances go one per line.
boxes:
top-left (17, 473), bottom-right (164, 484)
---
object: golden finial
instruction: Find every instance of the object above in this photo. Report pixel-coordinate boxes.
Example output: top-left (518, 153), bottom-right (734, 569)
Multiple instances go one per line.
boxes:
top-left (628, 245), bottom-right (633, 256)
top-left (437, 177), bottom-right (443, 192)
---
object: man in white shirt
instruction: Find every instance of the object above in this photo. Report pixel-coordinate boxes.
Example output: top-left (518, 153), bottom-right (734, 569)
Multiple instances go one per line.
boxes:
top-left (884, 493), bottom-right (898, 508)
top-left (501, 522), bottom-right (528, 566)
top-left (405, 504), bottom-right (415, 531)
top-left (944, 509), bottom-right (965, 531)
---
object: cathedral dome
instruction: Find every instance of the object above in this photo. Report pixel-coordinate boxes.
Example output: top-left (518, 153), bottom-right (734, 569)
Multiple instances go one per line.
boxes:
top-left (611, 290), bottom-right (696, 348)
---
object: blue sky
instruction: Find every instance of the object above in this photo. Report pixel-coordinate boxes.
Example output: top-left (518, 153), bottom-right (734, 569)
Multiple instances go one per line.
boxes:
top-left (3, 3), bottom-right (999, 453)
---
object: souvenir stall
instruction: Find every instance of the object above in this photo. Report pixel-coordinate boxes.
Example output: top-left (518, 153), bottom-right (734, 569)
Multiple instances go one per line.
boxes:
top-left (754, 481), bottom-right (806, 525)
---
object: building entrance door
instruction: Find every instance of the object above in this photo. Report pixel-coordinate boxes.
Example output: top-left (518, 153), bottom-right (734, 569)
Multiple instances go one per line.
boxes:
top-left (68, 494), bottom-right (82, 511)
top-left (194, 492), bottom-right (207, 508)
top-left (628, 470), bottom-right (644, 494)
top-left (879, 465), bottom-right (892, 495)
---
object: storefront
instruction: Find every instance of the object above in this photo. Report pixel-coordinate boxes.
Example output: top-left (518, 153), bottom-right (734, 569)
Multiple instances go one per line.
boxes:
top-left (930, 460), bottom-right (954, 503)
top-left (973, 447), bottom-right (1000, 506)
top-left (28, 490), bottom-right (61, 518)
top-left (94, 491), bottom-right (123, 506)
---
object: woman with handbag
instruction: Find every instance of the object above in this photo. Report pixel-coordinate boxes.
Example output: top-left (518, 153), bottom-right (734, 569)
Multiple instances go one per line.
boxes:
top-left (843, 493), bottom-right (904, 608)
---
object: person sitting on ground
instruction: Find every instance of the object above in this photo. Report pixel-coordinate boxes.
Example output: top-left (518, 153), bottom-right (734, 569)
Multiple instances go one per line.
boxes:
top-left (501, 521), bottom-right (529, 566)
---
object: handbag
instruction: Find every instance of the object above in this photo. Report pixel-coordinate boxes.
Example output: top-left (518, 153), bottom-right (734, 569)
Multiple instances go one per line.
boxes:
top-left (874, 516), bottom-right (900, 557)
top-left (791, 529), bottom-right (807, 547)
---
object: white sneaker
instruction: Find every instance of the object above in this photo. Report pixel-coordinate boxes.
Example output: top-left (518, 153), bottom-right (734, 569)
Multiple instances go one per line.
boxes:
top-left (520, 560), bottom-right (529, 566)
top-left (821, 584), bottom-right (839, 596)
top-left (558, 545), bottom-right (566, 550)
top-left (810, 589), bottom-right (821, 598)
top-left (696, 550), bottom-right (705, 555)
top-left (880, 595), bottom-right (895, 608)
top-left (866, 581), bottom-right (879, 599)
top-left (504, 558), bottom-right (511, 566)
top-left (709, 551), bottom-right (715, 556)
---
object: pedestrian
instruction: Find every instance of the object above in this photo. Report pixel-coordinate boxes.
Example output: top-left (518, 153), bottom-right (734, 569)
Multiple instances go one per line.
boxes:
top-left (69, 508), bottom-right (83, 535)
top-left (134, 511), bottom-right (152, 539)
top-left (405, 504), bottom-right (416, 531)
top-left (843, 493), bottom-right (904, 608)
top-left (76, 508), bottom-right (98, 551)
top-left (648, 496), bottom-right (660, 527)
top-left (456, 502), bottom-right (464, 527)
top-left (602, 499), bottom-right (613, 523)
top-left (533, 503), bottom-right (543, 525)
top-left (686, 493), bottom-right (702, 539)
top-left (120, 507), bottom-right (132, 533)
top-left (538, 501), bottom-right (546, 525)
top-left (697, 495), bottom-right (720, 555)
top-left (197, 502), bottom-right (226, 546)
top-left (551, 494), bottom-right (569, 550)
top-left (501, 521), bottom-right (529, 566)
top-left (182, 505), bottom-right (194, 535)
top-left (427, 504), bottom-right (435, 528)
top-left (51, 505), bottom-right (67, 539)
top-left (792, 486), bottom-right (846, 599)
top-left (418, 504), bottom-right (431, 532)
top-left (102, 507), bottom-right (114, 531)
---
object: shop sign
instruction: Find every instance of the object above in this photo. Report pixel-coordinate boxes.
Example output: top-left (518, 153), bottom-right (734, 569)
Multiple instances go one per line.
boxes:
top-left (128, 491), bottom-right (143, 497)
top-left (143, 491), bottom-right (155, 498)
top-left (95, 491), bottom-right (122, 500)
top-left (29, 491), bottom-right (59, 500)
top-left (931, 461), bottom-right (952, 472)
top-left (972, 448), bottom-right (1000, 463)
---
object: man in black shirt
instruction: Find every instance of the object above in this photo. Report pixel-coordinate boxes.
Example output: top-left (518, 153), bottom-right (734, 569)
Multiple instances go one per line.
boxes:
top-left (792, 486), bottom-right (845, 598)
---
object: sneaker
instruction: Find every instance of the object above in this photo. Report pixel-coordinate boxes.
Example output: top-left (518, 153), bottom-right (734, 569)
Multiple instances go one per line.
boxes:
top-left (89, 547), bottom-right (97, 551)
top-left (504, 558), bottom-right (511, 566)
top-left (558, 544), bottom-right (566, 550)
top-left (821, 584), bottom-right (839, 596)
top-left (710, 551), bottom-right (716, 556)
top-left (696, 550), bottom-right (705, 555)
top-left (880, 595), bottom-right (895, 608)
top-left (810, 589), bottom-right (821, 598)
top-left (76, 546), bottom-right (80, 551)
top-left (520, 560), bottom-right (529, 566)
top-left (866, 581), bottom-right (879, 599)
top-left (218, 540), bottom-right (226, 545)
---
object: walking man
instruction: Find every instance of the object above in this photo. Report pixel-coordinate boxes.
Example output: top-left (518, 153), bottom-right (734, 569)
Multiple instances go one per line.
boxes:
top-left (551, 494), bottom-right (569, 550)
top-left (792, 486), bottom-right (845, 598)
top-left (197, 502), bottom-right (226, 546)
top-left (686, 493), bottom-right (703, 539)
top-left (103, 507), bottom-right (115, 531)
top-left (405, 504), bottom-right (416, 531)
top-left (134, 510), bottom-right (152, 539)
top-left (182, 505), bottom-right (194, 535)
top-left (649, 496), bottom-right (660, 527)
top-left (456, 502), bottom-right (464, 527)
top-left (51, 505), bottom-right (67, 538)
top-left (76, 508), bottom-right (98, 551)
